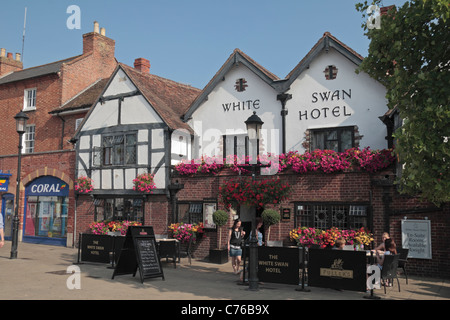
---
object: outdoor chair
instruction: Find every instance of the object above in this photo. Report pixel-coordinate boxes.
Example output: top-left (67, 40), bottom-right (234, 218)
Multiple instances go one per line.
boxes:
top-left (380, 253), bottom-right (401, 294)
top-left (158, 239), bottom-right (180, 268)
top-left (397, 248), bottom-right (409, 284)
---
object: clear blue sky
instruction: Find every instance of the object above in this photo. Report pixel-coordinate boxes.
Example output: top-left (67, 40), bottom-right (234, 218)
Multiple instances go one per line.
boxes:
top-left (0, 0), bottom-right (407, 89)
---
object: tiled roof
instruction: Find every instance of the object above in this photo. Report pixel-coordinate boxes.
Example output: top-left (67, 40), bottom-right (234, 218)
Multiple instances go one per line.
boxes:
top-left (49, 78), bottom-right (109, 114)
top-left (119, 63), bottom-right (201, 132)
top-left (286, 32), bottom-right (364, 80)
top-left (0, 56), bottom-right (80, 85)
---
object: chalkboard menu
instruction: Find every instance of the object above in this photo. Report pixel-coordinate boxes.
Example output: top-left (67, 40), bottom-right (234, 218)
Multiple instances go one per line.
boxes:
top-left (112, 226), bottom-right (164, 283)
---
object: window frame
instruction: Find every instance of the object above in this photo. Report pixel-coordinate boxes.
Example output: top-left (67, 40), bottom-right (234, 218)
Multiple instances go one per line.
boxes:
top-left (93, 197), bottom-right (144, 223)
top-left (222, 134), bottom-right (249, 159)
top-left (23, 88), bottom-right (37, 111)
top-left (23, 124), bottom-right (35, 154)
top-left (310, 126), bottom-right (355, 152)
top-left (294, 202), bottom-right (370, 231)
top-left (93, 132), bottom-right (138, 168)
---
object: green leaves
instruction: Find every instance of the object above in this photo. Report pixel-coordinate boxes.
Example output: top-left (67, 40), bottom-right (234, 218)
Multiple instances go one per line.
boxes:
top-left (356, 0), bottom-right (450, 205)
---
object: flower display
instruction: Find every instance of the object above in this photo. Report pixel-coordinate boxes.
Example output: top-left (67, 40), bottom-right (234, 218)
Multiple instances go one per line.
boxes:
top-left (132, 173), bottom-right (157, 193)
top-left (89, 220), bottom-right (142, 236)
top-left (289, 226), bottom-right (374, 249)
top-left (168, 222), bottom-right (204, 243)
top-left (219, 178), bottom-right (291, 209)
top-left (75, 176), bottom-right (94, 194)
top-left (173, 148), bottom-right (395, 176)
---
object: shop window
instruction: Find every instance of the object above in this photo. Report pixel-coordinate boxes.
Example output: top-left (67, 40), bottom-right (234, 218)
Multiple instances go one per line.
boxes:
top-left (295, 203), bottom-right (368, 230)
top-left (23, 125), bottom-right (35, 154)
top-left (94, 197), bottom-right (144, 223)
top-left (177, 202), bottom-right (203, 224)
top-left (310, 126), bottom-right (354, 152)
top-left (93, 133), bottom-right (137, 167)
top-left (24, 196), bottom-right (69, 238)
top-left (176, 201), bottom-right (217, 227)
top-left (24, 88), bottom-right (36, 110)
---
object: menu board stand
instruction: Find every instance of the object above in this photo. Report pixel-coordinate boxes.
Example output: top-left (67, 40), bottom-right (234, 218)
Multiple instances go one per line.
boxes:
top-left (112, 226), bottom-right (164, 283)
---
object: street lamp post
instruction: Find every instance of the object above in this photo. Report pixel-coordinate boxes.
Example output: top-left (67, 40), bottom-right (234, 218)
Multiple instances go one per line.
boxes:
top-left (10, 111), bottom-right (29, 259)
top-left (244, 112), bottom-right (264, 291)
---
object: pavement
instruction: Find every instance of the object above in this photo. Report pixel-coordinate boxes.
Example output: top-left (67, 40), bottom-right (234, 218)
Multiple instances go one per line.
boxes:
top-left (1, 241), bottom-right (449, 302)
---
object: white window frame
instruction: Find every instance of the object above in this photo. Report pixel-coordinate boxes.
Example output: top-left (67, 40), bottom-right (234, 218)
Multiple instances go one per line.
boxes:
top-left (23, 124), bottom-right (35, 154)
top-left (23, 88), bottom-right (37, 111)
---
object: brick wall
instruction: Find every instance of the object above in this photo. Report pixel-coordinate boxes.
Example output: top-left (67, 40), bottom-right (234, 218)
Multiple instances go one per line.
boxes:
top-left (0, 150), bottom-right (76, 243)
top-left (174, 169), bottom-right (450, 277)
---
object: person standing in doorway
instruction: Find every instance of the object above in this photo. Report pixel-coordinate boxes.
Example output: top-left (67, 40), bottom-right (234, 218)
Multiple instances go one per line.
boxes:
top-left (228, 219), bottom-right (245, 274)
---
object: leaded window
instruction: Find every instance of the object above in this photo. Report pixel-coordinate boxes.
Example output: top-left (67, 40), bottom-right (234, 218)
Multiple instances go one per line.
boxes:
top-left (295, 203), bottom-right (368, 230)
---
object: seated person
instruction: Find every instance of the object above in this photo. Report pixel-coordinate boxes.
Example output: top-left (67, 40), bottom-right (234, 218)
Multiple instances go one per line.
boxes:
top-left (374, 232), bottom-right (390, 253)
top-left (376, 238), bottom-right (397, 269)
top-left (333, 238), bottom-right (345, 250)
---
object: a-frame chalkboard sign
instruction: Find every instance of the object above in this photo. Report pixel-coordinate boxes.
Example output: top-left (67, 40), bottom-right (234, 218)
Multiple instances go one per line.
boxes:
top-left (112, 226), bottom-right (164, 283)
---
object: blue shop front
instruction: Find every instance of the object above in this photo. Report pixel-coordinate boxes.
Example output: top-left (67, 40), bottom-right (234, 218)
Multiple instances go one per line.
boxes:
top-left (23, 176), bottom-right (69, 246)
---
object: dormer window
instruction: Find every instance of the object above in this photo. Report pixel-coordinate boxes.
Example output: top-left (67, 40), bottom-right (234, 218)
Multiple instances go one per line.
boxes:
top-left (24, 88), bottom-right (37, 110)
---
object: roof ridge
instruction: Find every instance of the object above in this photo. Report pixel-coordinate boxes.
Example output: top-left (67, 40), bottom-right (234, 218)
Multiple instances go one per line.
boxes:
top-left (119, 62), bottom-right (201, 91)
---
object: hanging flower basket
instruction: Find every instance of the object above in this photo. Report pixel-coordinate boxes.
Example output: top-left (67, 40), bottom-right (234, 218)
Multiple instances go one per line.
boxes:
top-left (133, 173), bottom-right (157, 193)
top-left (219, 178), bottom-right (291, 209)
top-left (75, 176), bottom-right (94, 194)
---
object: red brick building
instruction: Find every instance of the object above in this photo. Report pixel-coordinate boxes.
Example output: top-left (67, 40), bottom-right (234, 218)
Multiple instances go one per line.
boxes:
top-left (0, 21), bottom-right (116, 246)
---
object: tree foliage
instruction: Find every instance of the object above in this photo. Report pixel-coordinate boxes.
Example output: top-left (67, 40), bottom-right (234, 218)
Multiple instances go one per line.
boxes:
top-left (356, 0), bottom-right (450, 205)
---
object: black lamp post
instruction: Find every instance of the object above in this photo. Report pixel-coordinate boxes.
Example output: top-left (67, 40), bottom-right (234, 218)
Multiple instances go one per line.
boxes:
top-left (10, 111), bottom-right (28, 259)
top-left (244, 112), bottom-right (263, 291)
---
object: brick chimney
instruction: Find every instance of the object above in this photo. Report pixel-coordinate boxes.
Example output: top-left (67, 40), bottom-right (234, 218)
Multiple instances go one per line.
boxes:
top-left (380, 5), bottom-right (396, 16)
top-left (134, 58), bottom-right (150, 74)
top-left (0, 48), bottom-right (23, 76)
top-left (82, 21), bottom-right (115, 58)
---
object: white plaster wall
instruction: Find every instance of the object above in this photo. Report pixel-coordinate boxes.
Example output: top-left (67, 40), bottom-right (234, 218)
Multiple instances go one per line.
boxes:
top-left (121, 95), bottom-right (163, 125)
top-left (188, 64), bottom-right (282, 158)
top-left (103, 69), bottom-right (136, 96)
top-left (82, 100), bottom-right (118, 131)
top-left (285, 48), bottom-right (388, 152)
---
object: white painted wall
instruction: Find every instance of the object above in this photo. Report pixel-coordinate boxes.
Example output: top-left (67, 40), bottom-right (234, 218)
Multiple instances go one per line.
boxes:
top-left (187, 64), bottom-right (282, 158)
top-left (285, 48), bottom-right (388, 152)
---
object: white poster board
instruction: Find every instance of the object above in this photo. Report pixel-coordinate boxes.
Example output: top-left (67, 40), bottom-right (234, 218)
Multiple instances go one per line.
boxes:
top-left (401, 219), bottom-right (432, 259)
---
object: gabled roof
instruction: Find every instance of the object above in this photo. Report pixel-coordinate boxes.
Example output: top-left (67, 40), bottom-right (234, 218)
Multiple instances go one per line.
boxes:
top-left (119, 63), bottom-right (201, 132)
top-left (182, 48), bottom-right (282, 121)
top-left (49, 78), bottom-right (109, 115)
top-left (0, 56), bottom-right (80, 85)
top-left (73, 63), bottom-right (201, 140)
top-left (281, 32), bottom-right (364, 91)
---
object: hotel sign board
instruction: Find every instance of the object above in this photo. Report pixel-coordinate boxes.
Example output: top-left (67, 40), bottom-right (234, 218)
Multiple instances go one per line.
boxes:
top-left (308, 249), bottom-right (367, 292)
top-left (401, 219), bottom-right (432, 259)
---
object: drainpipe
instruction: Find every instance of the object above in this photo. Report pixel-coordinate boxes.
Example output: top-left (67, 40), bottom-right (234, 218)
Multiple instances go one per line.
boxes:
top-left (277, 93), bottom-right (292, 154)
top-left (57, 114), bottom-right (66, 150)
